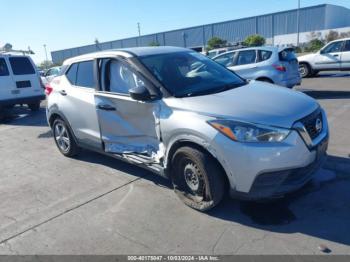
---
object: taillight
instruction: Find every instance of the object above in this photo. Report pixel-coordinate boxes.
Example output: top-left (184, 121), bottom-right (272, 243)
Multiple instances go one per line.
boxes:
top-left (45, 85), bottom-right (53, 96)
top-left (273, 64), bottom-right (286, 72)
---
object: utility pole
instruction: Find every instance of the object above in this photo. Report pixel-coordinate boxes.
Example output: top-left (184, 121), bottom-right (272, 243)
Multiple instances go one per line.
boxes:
top-left (43, 44), bottom-right (49, 70)
top-left (137, 22), bottom-right (141, 47)
top-left (137, 22), bottom-right (141, 37)
top-left (296, 0), bottom-right (301, 47)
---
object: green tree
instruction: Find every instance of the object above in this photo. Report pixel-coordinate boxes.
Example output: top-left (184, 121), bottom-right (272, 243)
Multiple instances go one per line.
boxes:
top-left (38, 60), bottom-right (54, 70)
top-left (243, 34), bottom-right (266, 47)
top-left (149, 41), bottom-right (160, 47)
top-left (340, 31), bottom-right (350, 39)
top-left (325, 30), bottom-right (339, 43)
top-left (305, 39), bottom-right (325, 52)
top-left (207, 37), bottom-right (227, 50)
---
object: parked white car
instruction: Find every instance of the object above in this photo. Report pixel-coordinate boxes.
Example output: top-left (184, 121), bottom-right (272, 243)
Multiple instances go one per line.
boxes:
top-left (298, 38), bottom-right (350, 77)
top-left (44, 66), bottom-right (61, 83)
top-left (0, 54), bottom-right (45, 113)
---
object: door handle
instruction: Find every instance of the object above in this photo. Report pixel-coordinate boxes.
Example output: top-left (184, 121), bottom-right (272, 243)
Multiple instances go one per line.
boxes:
top-left (97, 104), bottom-right (116, 111)
top-left (333, 54), bottom-right (339, 57)
top-left (59, 90), bottom-right (67, 96)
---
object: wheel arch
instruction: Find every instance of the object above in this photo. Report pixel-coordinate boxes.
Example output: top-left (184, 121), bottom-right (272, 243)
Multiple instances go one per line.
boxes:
top-left (48, 111), bottom-right (79, 145)
top-left (164, 139), bottom-right (230, 190)
top-left (256, 77), bottom-right (274, 83)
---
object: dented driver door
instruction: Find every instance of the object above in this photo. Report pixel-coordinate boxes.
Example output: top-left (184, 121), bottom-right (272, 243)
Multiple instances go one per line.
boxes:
top-left (95, 58), bottom-right (162, 163)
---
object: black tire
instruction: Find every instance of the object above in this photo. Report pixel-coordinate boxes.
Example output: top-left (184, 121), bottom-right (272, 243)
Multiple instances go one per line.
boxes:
top-left (52, 118), bottom-right (79, 157)
top-left (28, 102), bottom-right (41, 111)
top-left (311, 70), bottom-right (319, 77)
top-left (299, 63), bottom-right (312, 78)
top-left (171, 146), bottom-right (226, 211)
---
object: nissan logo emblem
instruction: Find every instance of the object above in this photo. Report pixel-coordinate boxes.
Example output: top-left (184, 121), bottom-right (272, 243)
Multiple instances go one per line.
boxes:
top-left (315, 118), bottom-right (322, 133)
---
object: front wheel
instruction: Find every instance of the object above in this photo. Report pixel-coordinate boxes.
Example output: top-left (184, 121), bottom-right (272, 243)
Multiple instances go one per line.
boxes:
top-left (52, 118), bottom-right (79, 157)
top-left (171, 147), bottom-right (226, 211)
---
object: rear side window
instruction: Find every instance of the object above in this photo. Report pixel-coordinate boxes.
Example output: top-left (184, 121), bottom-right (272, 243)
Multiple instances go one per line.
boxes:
top-left (236, 50), bottom-right (257, 66)
top-left (279, 49), bottom-right (297, 62)
top-left (344, 41), bottom-right (350, 52)
top-left (9, 57), bottom-right (35, 75)
top-left (66, 63), bottom-right (78, 84)
top-left (258, 50), bottom-right (272, 62)
top-left (76, 61), bottom-right (95, 88)
top-left (0, 58), bottom-right (9, 76)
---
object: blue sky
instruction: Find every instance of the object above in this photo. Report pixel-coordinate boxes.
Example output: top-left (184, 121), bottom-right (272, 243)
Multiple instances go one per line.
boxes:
top-left (1, 0), bottom-right (350, 63)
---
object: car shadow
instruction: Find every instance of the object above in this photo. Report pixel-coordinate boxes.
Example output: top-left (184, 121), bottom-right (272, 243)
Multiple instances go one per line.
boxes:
top-left (73, 149), bottom-right (350, 247)
top-left (314, 73), bottom-right (350, 78)
top-left (300, 89), bottom-right (350, 100)
top-left (0, 106), bottom-right (48, 127)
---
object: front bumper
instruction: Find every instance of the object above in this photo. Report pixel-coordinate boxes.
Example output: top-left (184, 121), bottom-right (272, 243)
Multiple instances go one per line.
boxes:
top-left (231, 136), bottom-right (328, 200)
top-left (211, 112), bottom-right (329, 200)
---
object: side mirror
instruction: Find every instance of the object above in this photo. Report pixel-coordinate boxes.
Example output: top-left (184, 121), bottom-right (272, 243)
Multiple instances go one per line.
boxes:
top-left (129, 85), bottom-right (151, 101)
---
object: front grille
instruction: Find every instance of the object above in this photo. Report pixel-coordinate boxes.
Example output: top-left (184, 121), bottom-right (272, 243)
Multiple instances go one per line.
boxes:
top-left (300, 109), bottom-right (323, 140)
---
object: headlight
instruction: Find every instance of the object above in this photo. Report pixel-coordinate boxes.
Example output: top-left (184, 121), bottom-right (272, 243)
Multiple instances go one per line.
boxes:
top-left (208, 120), bottom-right (290, 143)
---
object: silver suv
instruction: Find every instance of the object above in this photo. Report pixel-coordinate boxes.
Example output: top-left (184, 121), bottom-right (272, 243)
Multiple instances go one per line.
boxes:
top-left (46, 47), bottom-right (328, 211)
top-left (213, 46), bottom-right (301, 88)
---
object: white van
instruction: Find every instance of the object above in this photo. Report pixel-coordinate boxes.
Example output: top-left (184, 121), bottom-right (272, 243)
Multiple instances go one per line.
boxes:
top-left (0, 54), bottom-right (45, 113)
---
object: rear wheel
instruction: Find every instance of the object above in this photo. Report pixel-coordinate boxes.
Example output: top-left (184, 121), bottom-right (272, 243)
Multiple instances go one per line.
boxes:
top-left (52, 118), bottom-right (79, 157)
top-left (28, 102), bottom-right (41, 111)
top-left (299, 63), bottom-right (311, 78)
top-left (171, 146), bottom-right (226, 211)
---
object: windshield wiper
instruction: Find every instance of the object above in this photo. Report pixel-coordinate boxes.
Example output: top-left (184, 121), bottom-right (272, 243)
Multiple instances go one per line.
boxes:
top-left (181, 81), bottom-right (247, 97)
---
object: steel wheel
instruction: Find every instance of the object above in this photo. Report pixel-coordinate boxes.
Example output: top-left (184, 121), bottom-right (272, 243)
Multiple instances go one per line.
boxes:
top-left (171, 146), bottom-right (226, 211)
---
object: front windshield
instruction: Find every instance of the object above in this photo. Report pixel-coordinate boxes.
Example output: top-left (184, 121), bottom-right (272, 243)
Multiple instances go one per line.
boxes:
top-left (139, 51), bottom-right (246, 97)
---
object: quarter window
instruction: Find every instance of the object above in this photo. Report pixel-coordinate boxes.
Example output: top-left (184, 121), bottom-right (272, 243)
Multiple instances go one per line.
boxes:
top-left (0, 58), bottom-right (9, 76)
top-left (236, 50), bottom-right (257, 66)
top-left (9, 57), bottom-right (35, 75)
top-left (76, 61), bottom-right (95, 88)
top-left (65, 63), bottom-right (78, 85)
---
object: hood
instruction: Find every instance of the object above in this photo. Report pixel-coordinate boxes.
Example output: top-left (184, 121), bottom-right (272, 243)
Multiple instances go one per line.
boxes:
top-left (163, 81), bottom-right (319, 128)
top-left (298, 53), bottom-right (317, 62)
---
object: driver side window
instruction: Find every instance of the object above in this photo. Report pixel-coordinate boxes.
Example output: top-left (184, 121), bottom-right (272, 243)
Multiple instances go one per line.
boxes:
top-left (322, 41), bottom-right (343, 54)
top-left (214, 52), bottom-right (235, 67)
top-left (100, 59), bottom-right (145, 95)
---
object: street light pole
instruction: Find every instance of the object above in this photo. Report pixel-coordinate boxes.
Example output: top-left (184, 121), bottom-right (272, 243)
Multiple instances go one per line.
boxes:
top-left (43, 44), bottom-right (48, 70)
top-left (297, 0), bottom-right (301, 47)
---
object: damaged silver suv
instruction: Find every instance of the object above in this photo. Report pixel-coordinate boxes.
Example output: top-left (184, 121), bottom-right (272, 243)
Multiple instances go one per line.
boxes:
top-left (46, 47), bottom-right (329, 211)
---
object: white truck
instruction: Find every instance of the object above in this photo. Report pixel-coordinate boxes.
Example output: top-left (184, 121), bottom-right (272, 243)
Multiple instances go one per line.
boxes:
top-left (0, 54), bottom-right (45, 115)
